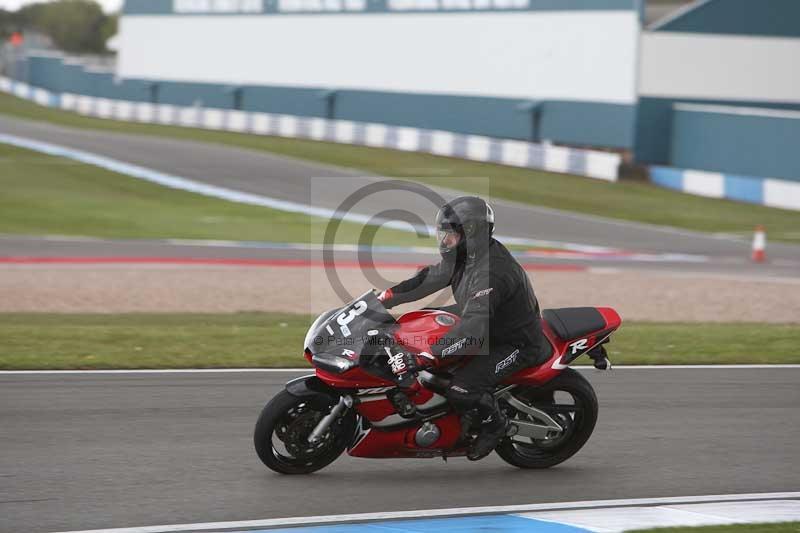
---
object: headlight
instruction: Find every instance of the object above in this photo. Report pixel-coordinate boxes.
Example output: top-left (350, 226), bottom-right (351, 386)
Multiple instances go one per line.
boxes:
top-left (303, 308), bottom-right (338, 352)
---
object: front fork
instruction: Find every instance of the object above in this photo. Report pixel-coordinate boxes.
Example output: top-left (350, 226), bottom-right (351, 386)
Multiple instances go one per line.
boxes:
top-left (307, 395), bottom-right (354, 444)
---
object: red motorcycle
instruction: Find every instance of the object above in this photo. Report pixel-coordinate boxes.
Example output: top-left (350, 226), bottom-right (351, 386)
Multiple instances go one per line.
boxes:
top-left (254, 291), bottom-right (621, 474)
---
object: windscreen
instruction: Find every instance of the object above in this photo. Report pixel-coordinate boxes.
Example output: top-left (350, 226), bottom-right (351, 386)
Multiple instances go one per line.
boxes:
top-left (307, 291), bottom-right (396, 363)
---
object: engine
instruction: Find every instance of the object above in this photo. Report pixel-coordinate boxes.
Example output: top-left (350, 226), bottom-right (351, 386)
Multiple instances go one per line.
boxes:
top-left (414, 421), bottom-right (441, 448)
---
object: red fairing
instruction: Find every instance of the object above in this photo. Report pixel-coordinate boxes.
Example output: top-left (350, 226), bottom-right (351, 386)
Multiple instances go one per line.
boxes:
top-left (425, 412), bottom-right (462, 449)
top-left (348, 412), bottom-right (463, 458)
top-left (355, 397), bottom-right (397, 423)
top-left (316, 367), bottom-right (394, 389)
top-left (394, 310), bottom-right (459, 367)
top-left (597, 307), bottom-right (622, 330)
top-left (348, 426), bottom-right (408, 458)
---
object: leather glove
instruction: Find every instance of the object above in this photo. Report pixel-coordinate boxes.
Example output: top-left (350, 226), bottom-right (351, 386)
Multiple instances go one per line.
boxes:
top-left (376, 288), bottom-right (394, 309)
top-left (385, 345), bottom-right (434, 388)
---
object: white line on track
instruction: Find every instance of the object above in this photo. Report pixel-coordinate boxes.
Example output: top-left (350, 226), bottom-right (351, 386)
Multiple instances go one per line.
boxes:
top-left (2, 365), bottom-right (799, 375)
top-left (47, 492), bottom-right (800, 533)
top-left (0, 134), bottom-right (628, 254)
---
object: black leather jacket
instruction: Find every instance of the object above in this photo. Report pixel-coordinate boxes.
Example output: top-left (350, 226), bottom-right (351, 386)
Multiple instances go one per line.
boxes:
top-left (384, 239), bottom-right (544, 359)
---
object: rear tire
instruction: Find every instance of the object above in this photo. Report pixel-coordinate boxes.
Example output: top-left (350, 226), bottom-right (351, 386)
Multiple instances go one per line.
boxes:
top-left (254, 390), bottom-right (355, 475)
top-left (496, 368), bottom-right (598, 469)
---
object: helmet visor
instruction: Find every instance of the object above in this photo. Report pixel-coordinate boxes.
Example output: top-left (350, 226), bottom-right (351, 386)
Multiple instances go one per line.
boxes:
top-left (437, 228), bottom-right (461, 251)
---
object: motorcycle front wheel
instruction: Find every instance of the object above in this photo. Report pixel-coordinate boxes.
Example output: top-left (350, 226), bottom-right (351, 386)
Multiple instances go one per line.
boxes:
top-left (495, 368), bottom-right (598, 469)
top-left (254, 390), bottom-right (356, 475)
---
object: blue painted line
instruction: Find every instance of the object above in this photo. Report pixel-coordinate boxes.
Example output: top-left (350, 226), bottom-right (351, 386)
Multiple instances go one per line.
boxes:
top-left (233, 514), bottom-right (589, 533)
top-left (724, 173), bottom-right (764, 205)
top-left (650, 165), bottom-right (684, 192)
top-left (649, 165), bottom-right (799, 211)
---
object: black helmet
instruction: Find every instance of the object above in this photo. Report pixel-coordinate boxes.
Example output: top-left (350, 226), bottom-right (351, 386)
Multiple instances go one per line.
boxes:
top-left (435, 196), bottom-right (495, 258)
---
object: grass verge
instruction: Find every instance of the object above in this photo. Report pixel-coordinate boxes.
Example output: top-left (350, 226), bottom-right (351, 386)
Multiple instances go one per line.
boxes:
top-left (1, 313), bottom-right (797, 369)
top-left (2, 92), bottom-right (800, 243)
top-left (0, 143), bottom-right (425, 245)
top-left (630, 523), bottom-right (800, 533)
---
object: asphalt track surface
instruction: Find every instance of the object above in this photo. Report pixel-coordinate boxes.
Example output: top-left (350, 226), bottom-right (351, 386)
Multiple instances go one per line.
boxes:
top-left (2, 368), bottom-right (798, 533)
top-left (4, 235), bottom-right (800, 278)
top-left (2, 115), bottom-right (800, 278)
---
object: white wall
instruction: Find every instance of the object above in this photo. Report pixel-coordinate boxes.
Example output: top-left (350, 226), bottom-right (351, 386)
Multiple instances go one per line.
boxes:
top-left (118, 11), bottom-right (639, 103)
top-left (639, 32), bottom-right (800, 103)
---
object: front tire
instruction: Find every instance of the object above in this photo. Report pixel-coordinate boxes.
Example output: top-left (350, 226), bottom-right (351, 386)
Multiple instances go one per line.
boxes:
top-left (254, 390), bottom-right (355, 475)
top-left (496, 368), bottom-right (598, 469)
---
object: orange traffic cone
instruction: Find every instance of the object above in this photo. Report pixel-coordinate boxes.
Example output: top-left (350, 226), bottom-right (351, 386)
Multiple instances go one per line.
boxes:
top-left (751, 225), bottom-right (766, 263)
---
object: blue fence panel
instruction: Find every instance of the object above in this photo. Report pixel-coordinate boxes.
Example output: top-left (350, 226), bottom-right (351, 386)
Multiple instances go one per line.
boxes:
top-left (336, 91), bottom-right (635, 147)
top-left (82, 70), bottom-right (115, 98)
top-left (336, 91), bottom-right (532, 140)
top-left (653, 0), bottom-right (800, 38)
top-left (59, 62), bottom-right (93, 95)
top-left (156, 81), bottom-right (234, 108)
top-left (671, 105), bottom-right (800, 182)
top-left (540, 101), bottom-right (634, 149)
top-left (108, 78), bottom-right (152, 102)
top-left (241, 86), bottom-right (327, 117)
top-left (26, 55), bottom-right (65, 92)
top-left (11, 53), bottom-right (636, 150)
top-left (635, 97), bottom-right (800, 165)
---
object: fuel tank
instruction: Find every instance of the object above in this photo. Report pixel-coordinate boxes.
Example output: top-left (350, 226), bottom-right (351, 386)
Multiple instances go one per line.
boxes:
top-left (393, 309), bottom-right (460, 358)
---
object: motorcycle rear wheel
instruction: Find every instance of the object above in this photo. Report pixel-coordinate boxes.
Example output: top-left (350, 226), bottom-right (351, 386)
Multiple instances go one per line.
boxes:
top-left (495, 368), bottom-right (598, 469)
top-left (254, 390), bottom-right (355, 475)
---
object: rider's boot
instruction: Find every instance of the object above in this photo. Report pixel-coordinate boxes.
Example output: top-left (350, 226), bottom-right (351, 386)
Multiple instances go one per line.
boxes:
top-left (467, 393), bottom-right (508, 461)
top-left (457, 409), bottom-right (478, 444)
top-left (387, 388), bottom-right (417, 419)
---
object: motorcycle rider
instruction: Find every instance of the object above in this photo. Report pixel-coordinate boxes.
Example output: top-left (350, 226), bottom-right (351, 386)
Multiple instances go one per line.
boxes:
top-left (378, 196), bottom-right (547, 460)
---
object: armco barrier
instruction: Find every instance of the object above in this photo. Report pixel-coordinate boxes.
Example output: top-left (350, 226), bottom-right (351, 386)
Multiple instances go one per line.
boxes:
top-left (0, 76), bottom-right (621, 182)
top-left (650, 165), bottom-right (800, 211)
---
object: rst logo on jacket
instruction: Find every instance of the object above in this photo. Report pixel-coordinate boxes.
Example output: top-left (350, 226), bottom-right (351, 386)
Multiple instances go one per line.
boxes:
top-left (472, 287), bottom-right (494, 299)
top-left (495, 349), bottom-right (519, 374)
top-left (441, 337), bottom-right (467, 357)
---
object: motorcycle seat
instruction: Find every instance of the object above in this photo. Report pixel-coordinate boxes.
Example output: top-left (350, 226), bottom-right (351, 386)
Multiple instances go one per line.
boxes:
top-left (542, 307), bottom-right (606, 341)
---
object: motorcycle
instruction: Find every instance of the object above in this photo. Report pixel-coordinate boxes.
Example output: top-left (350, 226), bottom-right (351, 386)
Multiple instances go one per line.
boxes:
top-left (254, 290), bottom-right (621, 474)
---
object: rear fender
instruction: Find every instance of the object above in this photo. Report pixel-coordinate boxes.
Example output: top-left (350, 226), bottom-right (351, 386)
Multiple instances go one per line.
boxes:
top-left (285, 375), bottom-right (341, 409)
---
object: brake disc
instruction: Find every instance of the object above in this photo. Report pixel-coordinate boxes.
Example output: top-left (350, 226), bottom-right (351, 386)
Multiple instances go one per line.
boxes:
top-left (284, 412), bottom-right (328, 458)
